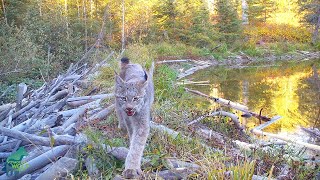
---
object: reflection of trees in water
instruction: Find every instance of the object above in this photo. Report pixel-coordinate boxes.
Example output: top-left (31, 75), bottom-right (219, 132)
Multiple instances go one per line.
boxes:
top-left (297, 65), bottom-right (320, 129)
top-left (220, 79), bottom-right (241, 102)
top-left (189, 61), bottom-right (320, 132)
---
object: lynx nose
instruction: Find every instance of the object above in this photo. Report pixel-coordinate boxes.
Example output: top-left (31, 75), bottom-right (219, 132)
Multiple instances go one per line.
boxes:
top-left (126, 108), bottom-right (133, 111)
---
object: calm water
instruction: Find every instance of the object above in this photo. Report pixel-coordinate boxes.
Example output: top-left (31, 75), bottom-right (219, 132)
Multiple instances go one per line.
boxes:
top-left (187, 60), bottom-right (320, 134)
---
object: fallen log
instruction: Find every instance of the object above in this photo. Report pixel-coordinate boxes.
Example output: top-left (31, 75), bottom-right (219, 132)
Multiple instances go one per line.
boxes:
top-left (178, 64), bottom-right (212, 80)
top-left (252, 129), bottom-right (320, 152)
top-left (185, 88), bottom-right (271, 122)
top-left (0, 145), bottom-right (70, 180)
top-left (150, 121), bottom-right (221, 153)
top-left (42, 99), bottom-right (67, 115)
top-left (0, 140), bottom-right (19, 151)
top-left (48, 89), bottom-right (69, 102)
top-left (156, 59), bottom-right (192, 64)
top-left (188, 110), bottom-right (244, 131)
top-left (64, 75), bottom-right (82, 81)
top-left (87, 104), bottom-right (115, 122)
top-left (0, 108), bottom-right (11, 122)
top-left (79, 99), bottom-right (102, 110)
top-left (233, 140), bottom-right (286, 151)
top-left (1, 109), bottom-right (13, 144)
top-left (35, 157), bottom-right (78, 180)
top-left (150, 167), bottom-right (197, 179)
top-left (0, 101), bottom-right (40, 127)
top-left (0, 126), bottom-right (77, 146)
top-left (196, 127), bottom-right (225, 145)
top-left (301, 127), bottom-right (320, 139)
top-left (103, 144), bottom-right (200, 180)
top-left (0, 152), bottom-right (11, 159)
top-left (67, 100), bottom-right (91, 107)
top-left (27, 115), bottom-right (60, 134)
top-left (67, 93), bottom-right (114, 102)
top-left (251, 116), bottom-right (320, 152)
top-left (22, 146), bottom-right (51, 163)
top-left (177, 80), bottom-right (210, 85)
top-left (61, 108), bottom-right (86, 129)
top-left (58, 109), bottom-right (78, 117)
top-left (87, 107), bottom-right (103, 117)
top-left (16, 83), bottom-right (27, 111)
top-left (0, 103), bottom-right (15, 113)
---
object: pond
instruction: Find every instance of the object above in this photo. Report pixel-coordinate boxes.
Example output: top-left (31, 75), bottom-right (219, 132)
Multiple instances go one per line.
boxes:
top-left (186, 59), bottom-right (320, 136)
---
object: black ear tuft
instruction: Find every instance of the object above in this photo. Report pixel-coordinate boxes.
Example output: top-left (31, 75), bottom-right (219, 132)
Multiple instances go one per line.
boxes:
top-left (144, 71), bottom-right (148, 80)
top-left (121, 57), bottom-right (130, 64)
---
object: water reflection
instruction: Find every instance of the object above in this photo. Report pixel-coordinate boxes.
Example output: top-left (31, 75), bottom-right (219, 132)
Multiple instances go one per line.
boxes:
top-left (188, 60), bottom-right (320, 133)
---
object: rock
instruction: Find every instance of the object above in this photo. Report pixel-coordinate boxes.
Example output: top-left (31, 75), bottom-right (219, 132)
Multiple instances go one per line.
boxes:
top-left (165, 158), bottom-right (200, 169)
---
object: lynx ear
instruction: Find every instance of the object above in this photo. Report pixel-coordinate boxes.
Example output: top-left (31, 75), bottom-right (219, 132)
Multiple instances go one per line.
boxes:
top-left (115, 73), bottom-right (125, 85)
top-left (140, 71), bottom-right (149, 88)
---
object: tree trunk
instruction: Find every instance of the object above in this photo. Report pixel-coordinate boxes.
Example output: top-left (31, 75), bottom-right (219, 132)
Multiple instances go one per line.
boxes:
top-left (37, 0), bottom-right (42, 16)
top-left (83, 0), bottom-right (88, 51)
top-left (242, 0), bottom-right (248, 25)
top-left (312, 10), bottom-right (320, 44)
top-left (1, 0), bottom-right (7, 25)
top-left (76, 0), bottom-right (80, 19)
top-left (90, 0), bottom-right (93, 18)
top-left (64, 0), bottom-right (69, 33)
top-left (121, 0), bottom-right (126, 51)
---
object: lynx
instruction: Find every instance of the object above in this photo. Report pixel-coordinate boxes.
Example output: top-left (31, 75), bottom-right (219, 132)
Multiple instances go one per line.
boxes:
top-left (114, 57), bottom-right (154, 179)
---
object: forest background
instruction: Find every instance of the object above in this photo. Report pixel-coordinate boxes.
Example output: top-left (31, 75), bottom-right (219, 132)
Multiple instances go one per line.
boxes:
top-left (0, 0), bottom-right (319, 100)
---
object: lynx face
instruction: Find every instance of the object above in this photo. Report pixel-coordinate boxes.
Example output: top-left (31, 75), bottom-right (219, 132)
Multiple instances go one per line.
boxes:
top-left (115, 77), bottom-right (147, 116)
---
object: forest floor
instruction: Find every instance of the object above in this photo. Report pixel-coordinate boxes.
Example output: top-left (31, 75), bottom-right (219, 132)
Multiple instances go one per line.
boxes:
top-left (74, 46), bottom-right (320, 179)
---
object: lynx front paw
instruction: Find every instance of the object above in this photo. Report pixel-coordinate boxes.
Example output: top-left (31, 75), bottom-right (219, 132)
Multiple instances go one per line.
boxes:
top-left (122, 169), bottom-right (142, 179)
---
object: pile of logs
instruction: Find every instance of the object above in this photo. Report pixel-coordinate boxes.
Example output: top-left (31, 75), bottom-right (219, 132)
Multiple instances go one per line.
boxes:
top-left (0, 53), bottom-right (116, 179)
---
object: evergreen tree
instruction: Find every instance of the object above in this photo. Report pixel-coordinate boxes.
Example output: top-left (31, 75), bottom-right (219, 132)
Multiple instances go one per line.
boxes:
top-left (153, 0), bottom-right (177, 40)
top-left (215, 0), bottom-right (241, 41)
top-left (247, 0), bottom-right (276, 25)
top-left (298, 0), bottom-right (320, 44)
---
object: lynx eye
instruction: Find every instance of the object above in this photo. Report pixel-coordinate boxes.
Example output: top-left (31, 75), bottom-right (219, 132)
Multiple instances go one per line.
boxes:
top-left (133, 97), bottom-right (139, 101)
top-left (120, 97), bottom-right (127, 101)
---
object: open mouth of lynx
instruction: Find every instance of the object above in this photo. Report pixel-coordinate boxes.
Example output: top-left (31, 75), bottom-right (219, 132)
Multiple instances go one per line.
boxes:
top-left (126, 110), bottom-right (135, 116)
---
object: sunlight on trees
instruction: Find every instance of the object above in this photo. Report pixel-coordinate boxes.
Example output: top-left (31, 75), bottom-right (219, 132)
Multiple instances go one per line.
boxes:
top-left (0, 0), bottom-right (319, 81)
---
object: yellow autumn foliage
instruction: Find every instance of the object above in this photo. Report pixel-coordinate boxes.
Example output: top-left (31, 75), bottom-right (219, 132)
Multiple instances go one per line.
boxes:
top-left (244, 24), bottom-right (312, 44)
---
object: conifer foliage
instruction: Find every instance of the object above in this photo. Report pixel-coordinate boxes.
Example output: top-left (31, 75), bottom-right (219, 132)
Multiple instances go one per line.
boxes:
top-left (298, 0), bottom-right (320, 44)
top-left (215, 0), bottom-right (241, 41)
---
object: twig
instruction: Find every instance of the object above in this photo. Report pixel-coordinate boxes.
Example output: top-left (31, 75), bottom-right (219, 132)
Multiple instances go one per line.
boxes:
top-left (253, 115), bottom-right (282, 131)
